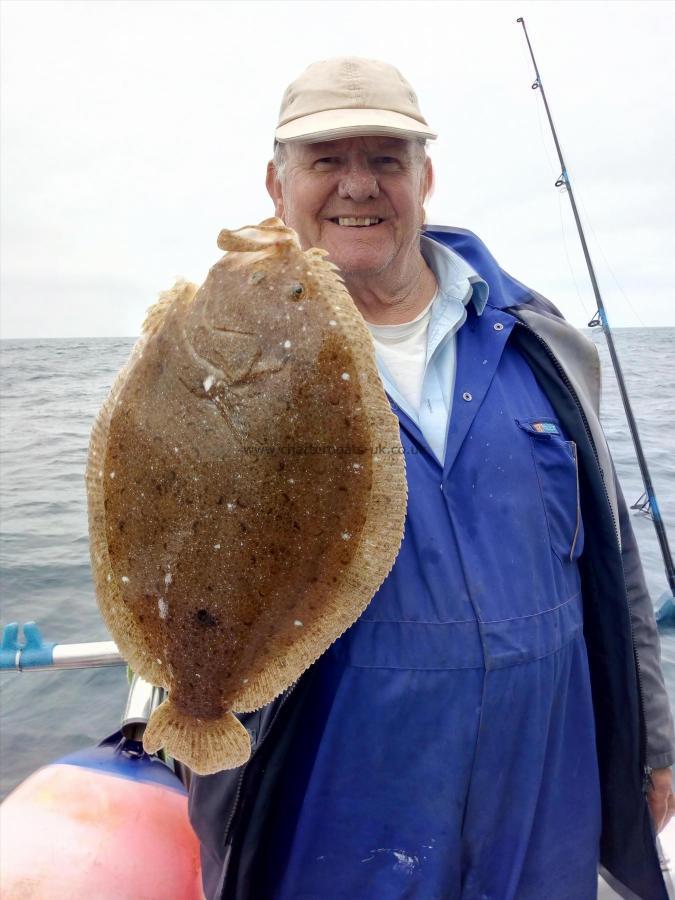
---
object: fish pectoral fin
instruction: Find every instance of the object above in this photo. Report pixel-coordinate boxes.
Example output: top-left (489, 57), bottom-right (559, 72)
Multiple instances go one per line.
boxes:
top-left (143, 698), bottom-right (251, 774)
top-left (212, 325), bottom-right (259, 338)
top-left (231, 353), bottom-right (287, 386)
top-left (217, 221), bottom-right (300, 254)
top-left (206, 332), bottom-right (287, 386)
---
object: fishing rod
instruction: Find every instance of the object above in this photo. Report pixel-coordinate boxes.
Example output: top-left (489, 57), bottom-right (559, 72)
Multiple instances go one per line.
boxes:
top-left (516, 17), bottom-right (675, 609)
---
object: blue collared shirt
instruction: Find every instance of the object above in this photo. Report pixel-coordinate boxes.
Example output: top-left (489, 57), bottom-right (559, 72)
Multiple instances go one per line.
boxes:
top-left (372, 234), bottom-right (489, 463)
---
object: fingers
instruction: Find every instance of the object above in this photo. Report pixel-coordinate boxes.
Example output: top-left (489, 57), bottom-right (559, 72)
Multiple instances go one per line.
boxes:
top-left (647, 783), bottom-right (675, 834)
top-left (662, 792), bottom-right (675, 834)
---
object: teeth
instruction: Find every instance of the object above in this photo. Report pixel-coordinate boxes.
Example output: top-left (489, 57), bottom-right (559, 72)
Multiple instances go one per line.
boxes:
top-left (336, 217), bottom-right (381, 226)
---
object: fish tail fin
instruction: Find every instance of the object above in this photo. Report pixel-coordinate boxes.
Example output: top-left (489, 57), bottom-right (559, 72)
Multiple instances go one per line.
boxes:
top-left (143, 699), bottom-right (251, 775)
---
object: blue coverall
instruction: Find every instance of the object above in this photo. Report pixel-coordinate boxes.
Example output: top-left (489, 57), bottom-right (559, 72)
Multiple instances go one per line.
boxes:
top-left (255, 298), bottom-right (602, 899)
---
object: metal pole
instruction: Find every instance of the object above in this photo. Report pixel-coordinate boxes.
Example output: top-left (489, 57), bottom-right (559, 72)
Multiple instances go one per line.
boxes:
top-left (516, 16), bottom-right (675, 598)
top-left (0, 627), bottom-right (124, 672)
top-left (32, 641), bottom-right (124, 671)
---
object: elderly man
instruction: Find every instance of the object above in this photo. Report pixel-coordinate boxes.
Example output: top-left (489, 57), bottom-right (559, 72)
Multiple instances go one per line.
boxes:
top-left (189, 58), bottom-right (674, 899)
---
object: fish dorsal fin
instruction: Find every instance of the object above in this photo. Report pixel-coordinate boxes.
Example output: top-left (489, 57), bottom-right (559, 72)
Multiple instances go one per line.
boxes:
top-left (142, 279), bottom-right (199, 336)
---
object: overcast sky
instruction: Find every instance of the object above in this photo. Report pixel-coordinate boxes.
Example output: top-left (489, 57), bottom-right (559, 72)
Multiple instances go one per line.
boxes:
top-left (1, 0), bottom-right (674, 338)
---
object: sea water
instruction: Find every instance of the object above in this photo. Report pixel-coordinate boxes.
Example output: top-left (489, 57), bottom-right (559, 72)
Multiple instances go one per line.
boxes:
top-left (1, 330), bottom-right (674, 798)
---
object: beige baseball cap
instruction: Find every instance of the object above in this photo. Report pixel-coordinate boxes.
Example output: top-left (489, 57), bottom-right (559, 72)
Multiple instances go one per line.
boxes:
top-left (275, 57), bottom-right (437, 144)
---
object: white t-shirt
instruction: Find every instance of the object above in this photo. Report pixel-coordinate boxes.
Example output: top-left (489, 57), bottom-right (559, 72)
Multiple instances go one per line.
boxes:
top-left (366, 292), bottom-right (438, 416)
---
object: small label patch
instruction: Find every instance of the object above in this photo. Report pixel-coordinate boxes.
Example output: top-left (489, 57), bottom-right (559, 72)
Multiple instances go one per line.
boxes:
top-left (532, 422), bottom-right (559, 434)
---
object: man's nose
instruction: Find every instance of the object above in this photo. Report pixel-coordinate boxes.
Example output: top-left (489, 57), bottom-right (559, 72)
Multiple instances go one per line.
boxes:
top-left (337, 164), bottom-right (380, 202)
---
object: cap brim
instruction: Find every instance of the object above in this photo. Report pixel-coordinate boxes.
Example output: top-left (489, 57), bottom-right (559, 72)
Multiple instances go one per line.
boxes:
top-left (275, 107), bottom-right (437, 143)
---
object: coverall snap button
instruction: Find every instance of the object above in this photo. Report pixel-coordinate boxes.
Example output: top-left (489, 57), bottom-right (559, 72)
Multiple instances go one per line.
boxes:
top-left (462, 392), bottom-right (473, 402)
top-left (494, 322), bottom-right (504, 331)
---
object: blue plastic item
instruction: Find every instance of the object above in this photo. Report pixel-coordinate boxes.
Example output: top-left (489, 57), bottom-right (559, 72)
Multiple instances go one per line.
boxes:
top-left (0, 623), bottom-right (20, 669)
top-left (0, 622), bottom-right (57, 670)
top-left (656, 593), bottom-right (675, 630)
top-left (20, 621), bottom-right (57, 667)
top-left (60, 731), bottom-right (186, 793)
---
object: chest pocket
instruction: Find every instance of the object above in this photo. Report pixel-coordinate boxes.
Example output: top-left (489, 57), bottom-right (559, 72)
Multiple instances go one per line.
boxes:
top-left (517, 417), bottom-right (584, 564)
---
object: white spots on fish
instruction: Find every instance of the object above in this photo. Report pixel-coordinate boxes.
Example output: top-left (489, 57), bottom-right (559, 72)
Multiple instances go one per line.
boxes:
top-left (203, 375), bottom-right (215, 392)
top-left (156, 658), bottom-right (162, 665)
top-left (121, 576), bottom-right (130, 584)
top-left (352, 463), bottom-right (361, 471)
top-left (214, 543), bottom-right (221, 550)
top-left (361, 849), bottom-right (420, 873)
top-left (283, 340), bottom-right (292, 349)
top-left (341, 532), bottom-right (351, 541)
top-left (242, 677), bottom-right (249, 684)
top-left (109, 471), bottom-right (116, 479)
top-left (341, 372), bottom-right (350, 381)
top-left (482, 359), bottom-right (488, 365)
top-left (329, 319), bottom-right (337, 327)
top-left (158, 598), bottom-right (169, 619)
top-left (226, 501), bottom-right (236, 512)
top-left (174, 447), bottom-right (179, 454)
top-left (294, 620), bottom-right (303, 627)
top-left (98, 469), bottom-right (103, 478)
top-left (288, 478), bottom-right (295, 485)
top-left (195, 672), bottom-right (201, 679)
top-left (106, 573), bottom-right (112, 582)
top-left (164, 573), bottom-right (173, 586)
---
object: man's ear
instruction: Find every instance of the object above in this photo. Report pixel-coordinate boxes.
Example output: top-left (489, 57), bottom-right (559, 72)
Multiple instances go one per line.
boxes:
top-left (266, 160), bottom-right (284, 219)
top-left (422, 155), bottom-right (434, 204)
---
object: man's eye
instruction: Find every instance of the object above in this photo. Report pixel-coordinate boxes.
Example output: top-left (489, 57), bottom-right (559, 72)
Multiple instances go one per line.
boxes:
top-left (314, 157), bottom-right (340, 169)
top-left (374, 156), bottom-right (401, 168)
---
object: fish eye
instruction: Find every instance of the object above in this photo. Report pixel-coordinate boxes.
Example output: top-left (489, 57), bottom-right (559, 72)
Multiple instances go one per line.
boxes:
top-left (290, 283), bottom-right (305, 300)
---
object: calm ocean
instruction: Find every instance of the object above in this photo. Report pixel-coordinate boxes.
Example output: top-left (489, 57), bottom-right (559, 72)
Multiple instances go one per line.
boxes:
top-left (1, 329), bottom-right (674, 799)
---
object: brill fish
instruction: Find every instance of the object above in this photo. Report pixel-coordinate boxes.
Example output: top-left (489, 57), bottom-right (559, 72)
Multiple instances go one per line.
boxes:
top-left (86, 218), bottom-right (407, 775)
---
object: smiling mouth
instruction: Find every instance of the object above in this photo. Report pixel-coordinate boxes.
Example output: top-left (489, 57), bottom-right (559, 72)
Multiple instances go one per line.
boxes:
top-left (329, 217), bottom-right (383, 227)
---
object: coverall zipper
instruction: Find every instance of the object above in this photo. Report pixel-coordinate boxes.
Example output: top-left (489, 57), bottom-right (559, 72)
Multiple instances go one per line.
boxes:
top-left (223, 685), bottom-right (296, 847)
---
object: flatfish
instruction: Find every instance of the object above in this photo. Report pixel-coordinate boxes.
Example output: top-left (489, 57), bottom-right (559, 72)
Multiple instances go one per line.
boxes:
top-left (86, 218), bottom-right (407, 774)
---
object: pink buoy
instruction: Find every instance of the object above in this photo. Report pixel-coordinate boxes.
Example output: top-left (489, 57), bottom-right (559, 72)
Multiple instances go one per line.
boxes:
top-left (0, 735), bottom-right (203, 899)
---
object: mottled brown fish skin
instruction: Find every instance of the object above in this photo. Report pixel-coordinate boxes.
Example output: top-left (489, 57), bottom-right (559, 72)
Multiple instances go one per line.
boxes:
top-left (87, 219), bottom-right (407, 772)
top-left (103, 236), bottom-right (370, 717)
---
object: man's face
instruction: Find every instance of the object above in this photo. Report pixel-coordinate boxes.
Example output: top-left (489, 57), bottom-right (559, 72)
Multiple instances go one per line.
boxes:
top-left (266, 136), bottom-right (432, 277)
